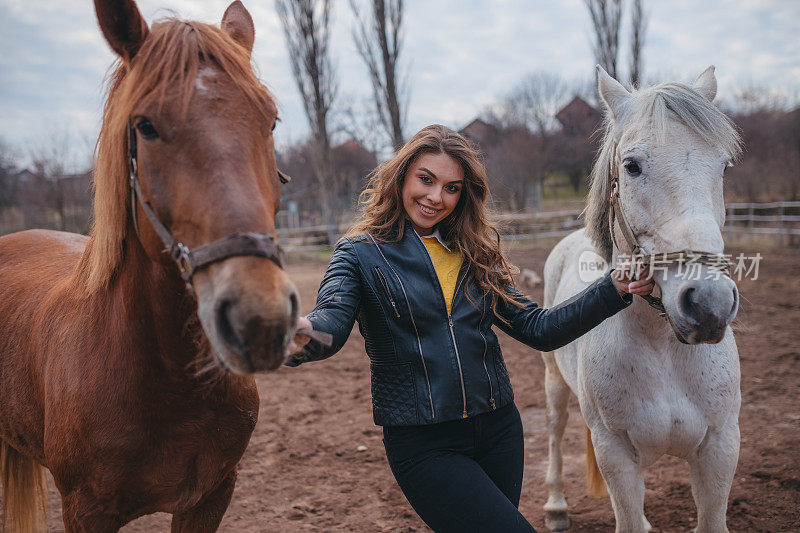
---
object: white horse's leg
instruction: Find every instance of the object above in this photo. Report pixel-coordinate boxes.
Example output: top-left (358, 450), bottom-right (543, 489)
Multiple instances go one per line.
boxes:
top-left (593, 431), bottom-right (648, 533)
top-left (543, 356), bottom-right (571, 531)
top-left (689, 423), bottom-right (739, 533)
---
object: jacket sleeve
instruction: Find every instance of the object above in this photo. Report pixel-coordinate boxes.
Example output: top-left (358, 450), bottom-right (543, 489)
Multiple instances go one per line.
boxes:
top-left (285, 238), bottom-right (362, 366)
top-left (493, 270), bottom-right (632, 352)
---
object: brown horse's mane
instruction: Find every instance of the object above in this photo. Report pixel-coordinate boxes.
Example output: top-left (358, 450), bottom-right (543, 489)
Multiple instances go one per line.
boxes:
top-left (73, 18), bottom-right (276, 294)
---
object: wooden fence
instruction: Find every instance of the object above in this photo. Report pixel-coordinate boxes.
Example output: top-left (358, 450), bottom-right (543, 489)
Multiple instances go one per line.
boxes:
top-left (3, 200), bottom-right (795, 251)
top-left (724, 201), bottom-right (800, 244)
top-left (277, 201), bottom-right (800, 252)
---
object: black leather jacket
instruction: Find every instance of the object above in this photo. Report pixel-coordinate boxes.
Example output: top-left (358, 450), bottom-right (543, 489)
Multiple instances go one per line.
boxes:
top-left (287, 224), bottom-right (632, 426)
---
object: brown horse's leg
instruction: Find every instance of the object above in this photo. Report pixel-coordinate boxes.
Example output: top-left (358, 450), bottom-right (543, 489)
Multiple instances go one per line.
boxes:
top-left (170, 471), bottom-right (237, 533)
top-left (61, 493), bottom-right (124, 533)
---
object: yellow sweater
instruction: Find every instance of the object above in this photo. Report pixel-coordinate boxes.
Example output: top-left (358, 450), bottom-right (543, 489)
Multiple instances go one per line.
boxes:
top-left (420, 235), bottom-right (463, 315)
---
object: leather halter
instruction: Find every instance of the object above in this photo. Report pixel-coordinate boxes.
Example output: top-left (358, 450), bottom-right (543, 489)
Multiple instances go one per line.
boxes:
top-left (127, 120), bottom-right (288, 287)
top-left (607, 144), bottom-right (733, 316)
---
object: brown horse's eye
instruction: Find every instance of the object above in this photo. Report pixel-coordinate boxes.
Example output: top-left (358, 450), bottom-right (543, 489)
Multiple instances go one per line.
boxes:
top-left (136, 120), bottom-right (159, 140)
top-left (271, 121), bottom-right (277, 132)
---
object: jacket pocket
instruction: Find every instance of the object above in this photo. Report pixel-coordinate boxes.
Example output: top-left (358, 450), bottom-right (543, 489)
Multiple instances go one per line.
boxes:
top-left (371, 362), bottom-right (418, 426)
top-left (492, 346), bottom-right (514, 405)
top-left (373, 266), bottom-right (401, 318)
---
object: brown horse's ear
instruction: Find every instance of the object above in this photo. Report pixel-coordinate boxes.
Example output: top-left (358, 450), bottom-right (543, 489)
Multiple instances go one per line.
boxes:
top-left (94, 0), bottom-right (149, 62)
top-left (222, 1), bottom-right (255, 56)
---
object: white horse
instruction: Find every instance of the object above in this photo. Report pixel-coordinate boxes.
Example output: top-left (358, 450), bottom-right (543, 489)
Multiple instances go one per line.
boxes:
top-left (541, 66), bottom-right (742, 533)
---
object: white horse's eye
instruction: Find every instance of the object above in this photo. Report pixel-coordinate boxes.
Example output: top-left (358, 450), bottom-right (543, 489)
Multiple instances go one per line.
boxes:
top-left (624, 160), bottom-right (642, 176)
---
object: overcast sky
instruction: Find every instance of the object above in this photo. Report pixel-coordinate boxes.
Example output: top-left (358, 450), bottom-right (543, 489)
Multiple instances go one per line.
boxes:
top-left (1, 0), bottom-right (798, 169)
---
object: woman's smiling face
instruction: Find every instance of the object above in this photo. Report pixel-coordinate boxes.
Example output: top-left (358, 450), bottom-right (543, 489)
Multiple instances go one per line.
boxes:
top-left (401, 152), bottom-right (464, 236)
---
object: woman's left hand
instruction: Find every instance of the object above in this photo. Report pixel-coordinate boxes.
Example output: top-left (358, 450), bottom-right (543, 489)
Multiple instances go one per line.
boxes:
top-left (286, 316), bottom-right (312, 356)
top-left (611, 263), bottom-right (655, 297)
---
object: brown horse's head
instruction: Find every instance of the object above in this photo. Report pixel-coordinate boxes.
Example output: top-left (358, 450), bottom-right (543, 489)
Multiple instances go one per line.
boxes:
top-left (92, 0), bottom-right (298, 372)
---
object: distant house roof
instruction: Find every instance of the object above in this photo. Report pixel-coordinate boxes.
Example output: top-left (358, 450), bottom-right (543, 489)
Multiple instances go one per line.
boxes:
top-left (460, 118), bottom-right (499, 147)
top-left (332, 139), bottom-right (377, 175)
top-left (11, 169), bottom-right (91, 183)
top-left (555, 96), bottom-right (602, 136)
top-left (61, 172), bottom-right (91, 181)
top-left (334, 139), bottom-right (371, 155)
top-left (11, 169), bottom-right (39, 183)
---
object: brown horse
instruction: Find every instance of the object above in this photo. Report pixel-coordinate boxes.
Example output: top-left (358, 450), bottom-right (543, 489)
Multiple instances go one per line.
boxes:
top-left (0, 1), bottom-right (298, 531)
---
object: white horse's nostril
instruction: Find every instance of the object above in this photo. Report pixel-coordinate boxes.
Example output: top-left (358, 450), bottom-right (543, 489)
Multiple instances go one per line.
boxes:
top-left (677, 285), bottom-right (700, 324)
top-left (727, 287), bottom-right (739, 322)
top-left (676, 280), bottom-right (738, 342)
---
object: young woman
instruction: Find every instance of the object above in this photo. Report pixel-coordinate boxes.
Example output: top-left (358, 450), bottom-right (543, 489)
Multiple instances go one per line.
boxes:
top-left (286, 125), bottom-right (653, 532)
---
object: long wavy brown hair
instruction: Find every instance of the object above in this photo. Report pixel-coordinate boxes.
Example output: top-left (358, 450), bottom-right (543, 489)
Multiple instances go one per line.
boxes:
top-left (348, 124), bottom-right (522, 310)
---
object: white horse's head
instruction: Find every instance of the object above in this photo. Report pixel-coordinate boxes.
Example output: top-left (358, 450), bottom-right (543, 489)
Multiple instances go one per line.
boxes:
top-left (585, 66), bottom-right (743, 344)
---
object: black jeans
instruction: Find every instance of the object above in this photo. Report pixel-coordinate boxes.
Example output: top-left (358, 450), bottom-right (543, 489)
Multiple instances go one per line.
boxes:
top-left (382, 402), bottom-right (536, 533)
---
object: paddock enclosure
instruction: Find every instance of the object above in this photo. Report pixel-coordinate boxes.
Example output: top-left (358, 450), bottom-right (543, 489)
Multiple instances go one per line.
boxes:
top-left (5, 242), bottom-right (790, 531)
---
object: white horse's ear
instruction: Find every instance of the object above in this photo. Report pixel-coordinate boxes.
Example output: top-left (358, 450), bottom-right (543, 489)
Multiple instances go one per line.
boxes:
top-left (693, 66), bottom-right (717, 101)
top-left (596, 65), bottom-right (630, 118)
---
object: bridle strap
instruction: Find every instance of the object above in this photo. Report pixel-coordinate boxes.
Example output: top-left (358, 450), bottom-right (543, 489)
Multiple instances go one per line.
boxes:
top-left (610, 189), bottom-right (642, 257)
top-left (127, 120), bottom-right (285, 286)
top-left (608, 144), bottom-right (643, 257)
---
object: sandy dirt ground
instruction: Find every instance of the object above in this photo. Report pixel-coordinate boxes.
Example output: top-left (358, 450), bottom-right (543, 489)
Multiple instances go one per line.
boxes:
top-left (34, 243), bottom-right (800, 532)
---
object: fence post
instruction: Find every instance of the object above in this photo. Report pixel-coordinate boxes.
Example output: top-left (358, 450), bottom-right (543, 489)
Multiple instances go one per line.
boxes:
top-left (778, 203), bottom-right (785, 247)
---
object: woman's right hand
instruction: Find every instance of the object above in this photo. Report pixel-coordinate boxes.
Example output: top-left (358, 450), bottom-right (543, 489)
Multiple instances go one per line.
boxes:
top-left (286, 316), bottom-right (312, 356)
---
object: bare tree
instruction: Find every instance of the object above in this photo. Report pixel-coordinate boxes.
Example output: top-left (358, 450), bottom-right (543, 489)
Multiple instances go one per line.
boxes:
top-left (629, 0), bottom-right (647, 88)
top-left (481, 126), bottom-right (541, 210)
top-left (0, 138), bottom-right (18, 212)
top-left (276, 135), bottom-right (377, 227)
top-left (350, 0), bottom-right (407, 151)
top-left (27, 126), bottom-right (89, 231)
top-left (585, 0), bottom-right (622, 79)
top-left (276, 0), bottom-right (339, 244)
top-left (728, 82), bottom-right (800, 115)
top-left (497, 73), bottom-right (569, 135)
top-left (334, 94), bottom-right (386, 159)
top-left (331, 138), bottom-right (378, 212)
top-left (727, 106), bottom-right (800, 202)
top-left (483, 72), bottom-right (570, 208)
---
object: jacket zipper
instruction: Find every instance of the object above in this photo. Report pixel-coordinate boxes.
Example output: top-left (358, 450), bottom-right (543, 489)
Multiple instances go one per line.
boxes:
top-left (374, 266), bottom-right (400, 318)
top-left (369, 236), bottom-right (436, 420)
top-left (416, 232), bottom-right (470, 418)
top-left (448, 271), bottom-right (469, 418)
top-left (479, 328), bottom-right (496, 409)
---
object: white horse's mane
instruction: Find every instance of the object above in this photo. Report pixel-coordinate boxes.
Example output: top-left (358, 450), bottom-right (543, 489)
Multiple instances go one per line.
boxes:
top-left (584, 82), bottom-right (743, 261)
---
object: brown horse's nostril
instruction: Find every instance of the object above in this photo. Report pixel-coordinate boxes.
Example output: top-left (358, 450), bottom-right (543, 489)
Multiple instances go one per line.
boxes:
top-left (289, 290), bottom-right (299, 323)
top-left (216, 297), bottom-right (245, 354)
